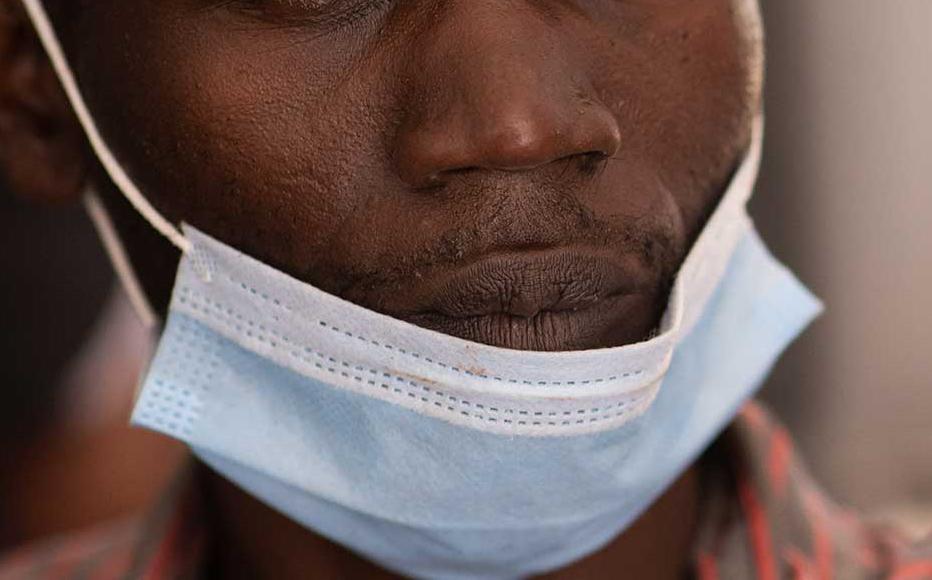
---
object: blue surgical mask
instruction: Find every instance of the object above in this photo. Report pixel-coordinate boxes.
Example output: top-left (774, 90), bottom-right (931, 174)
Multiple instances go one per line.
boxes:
top-left (23, 0), bottom-right (819, 577)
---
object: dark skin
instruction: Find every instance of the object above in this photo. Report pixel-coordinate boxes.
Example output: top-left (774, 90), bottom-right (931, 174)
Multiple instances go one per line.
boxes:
top-left (0, 0), bottom-right (759, 577)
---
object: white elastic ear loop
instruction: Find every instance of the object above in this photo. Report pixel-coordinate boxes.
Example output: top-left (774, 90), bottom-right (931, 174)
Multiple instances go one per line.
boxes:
top-left (734, 0), bottom-right (765, 105)
top-left (19, 0), bottom-right (192, 254)
top-left (83, 189), bottom-right (158, 329)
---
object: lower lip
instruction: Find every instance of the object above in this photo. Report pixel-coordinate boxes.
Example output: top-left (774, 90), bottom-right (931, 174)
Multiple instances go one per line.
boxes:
top-left (406, 292), bottom-right (652, 352)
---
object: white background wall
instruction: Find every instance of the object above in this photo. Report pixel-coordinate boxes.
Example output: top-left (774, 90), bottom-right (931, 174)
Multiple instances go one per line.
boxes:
top-left (754, 0), bottom-right (932, 525)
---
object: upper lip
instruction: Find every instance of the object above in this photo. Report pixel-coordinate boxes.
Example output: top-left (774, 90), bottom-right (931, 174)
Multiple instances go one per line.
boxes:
top-left (413, 248), bottom-right (652, 319)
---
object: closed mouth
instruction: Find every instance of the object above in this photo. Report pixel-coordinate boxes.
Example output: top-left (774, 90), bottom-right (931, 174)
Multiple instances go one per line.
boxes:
top-left (389, 248), bottom-right (658, 351)
top-left (406, 293), bottom-right (647, 351)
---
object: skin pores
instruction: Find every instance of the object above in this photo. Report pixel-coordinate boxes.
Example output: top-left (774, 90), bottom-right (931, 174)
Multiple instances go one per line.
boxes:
top-left (25, 0), bottom-right (757, 351)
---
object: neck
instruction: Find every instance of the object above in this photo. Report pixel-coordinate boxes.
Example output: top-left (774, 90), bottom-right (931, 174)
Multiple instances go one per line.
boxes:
top-left (199, 463), bottom-right (700, 580)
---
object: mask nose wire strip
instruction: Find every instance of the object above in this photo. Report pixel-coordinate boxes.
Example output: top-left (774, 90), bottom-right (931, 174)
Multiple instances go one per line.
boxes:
top-left (19, 0), bottom-right (192, 254)
top-left (83, 189), bottom-right (158, 328)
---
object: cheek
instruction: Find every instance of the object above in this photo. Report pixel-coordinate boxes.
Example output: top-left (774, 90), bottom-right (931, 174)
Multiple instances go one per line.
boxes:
top-left (588, 0), bottom-right (754, 234)
top-left (76, 4), bottom-right (394, 275)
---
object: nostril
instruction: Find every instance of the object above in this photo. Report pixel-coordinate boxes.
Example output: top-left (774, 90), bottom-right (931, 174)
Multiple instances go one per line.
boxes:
top-left (576, 151), bottom-right (610, 177)
top-left (446, 166), bottom-right (482, 177)
top-left (418, 166), bottom-right (482, 191)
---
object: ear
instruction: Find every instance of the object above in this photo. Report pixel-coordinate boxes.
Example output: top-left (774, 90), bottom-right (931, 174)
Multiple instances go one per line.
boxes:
top-left (0, 0), bottom-right (86, 203)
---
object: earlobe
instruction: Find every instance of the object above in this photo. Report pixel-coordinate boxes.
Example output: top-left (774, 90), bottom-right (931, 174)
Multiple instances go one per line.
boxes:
top-left (0, 1), bottom-right (86, 203)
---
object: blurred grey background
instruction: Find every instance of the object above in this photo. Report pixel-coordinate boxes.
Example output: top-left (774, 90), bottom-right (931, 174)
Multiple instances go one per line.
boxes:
top-left (755, 0), bottom-right (932, 529)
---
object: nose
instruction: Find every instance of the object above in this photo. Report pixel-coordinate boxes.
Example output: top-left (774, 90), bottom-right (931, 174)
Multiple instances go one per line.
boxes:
top-left (393, 6), bottom-right (622, 188)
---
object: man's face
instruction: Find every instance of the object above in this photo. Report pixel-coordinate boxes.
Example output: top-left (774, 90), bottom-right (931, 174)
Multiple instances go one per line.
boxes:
top-left (15, 0), bottom-right (758, 351)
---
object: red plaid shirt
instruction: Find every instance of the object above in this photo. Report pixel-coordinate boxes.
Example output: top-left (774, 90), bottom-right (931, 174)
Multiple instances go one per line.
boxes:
top-left (1, 402), bottom-right (929, 579)
top-left (692, 403), bottom-right (932, 580)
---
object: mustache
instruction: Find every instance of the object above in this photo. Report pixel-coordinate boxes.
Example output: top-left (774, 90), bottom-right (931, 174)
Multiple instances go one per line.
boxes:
top-left (333, 189), bottom-right (686, 299)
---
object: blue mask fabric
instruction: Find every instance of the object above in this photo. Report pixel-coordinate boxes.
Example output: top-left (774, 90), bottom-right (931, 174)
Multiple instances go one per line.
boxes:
top-left (183, 225), bottom-right (820, 579)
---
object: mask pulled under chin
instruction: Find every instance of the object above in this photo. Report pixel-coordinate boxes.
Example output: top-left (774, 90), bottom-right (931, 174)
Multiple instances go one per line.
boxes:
top-left (130, 119), bottom-right (821, 579)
